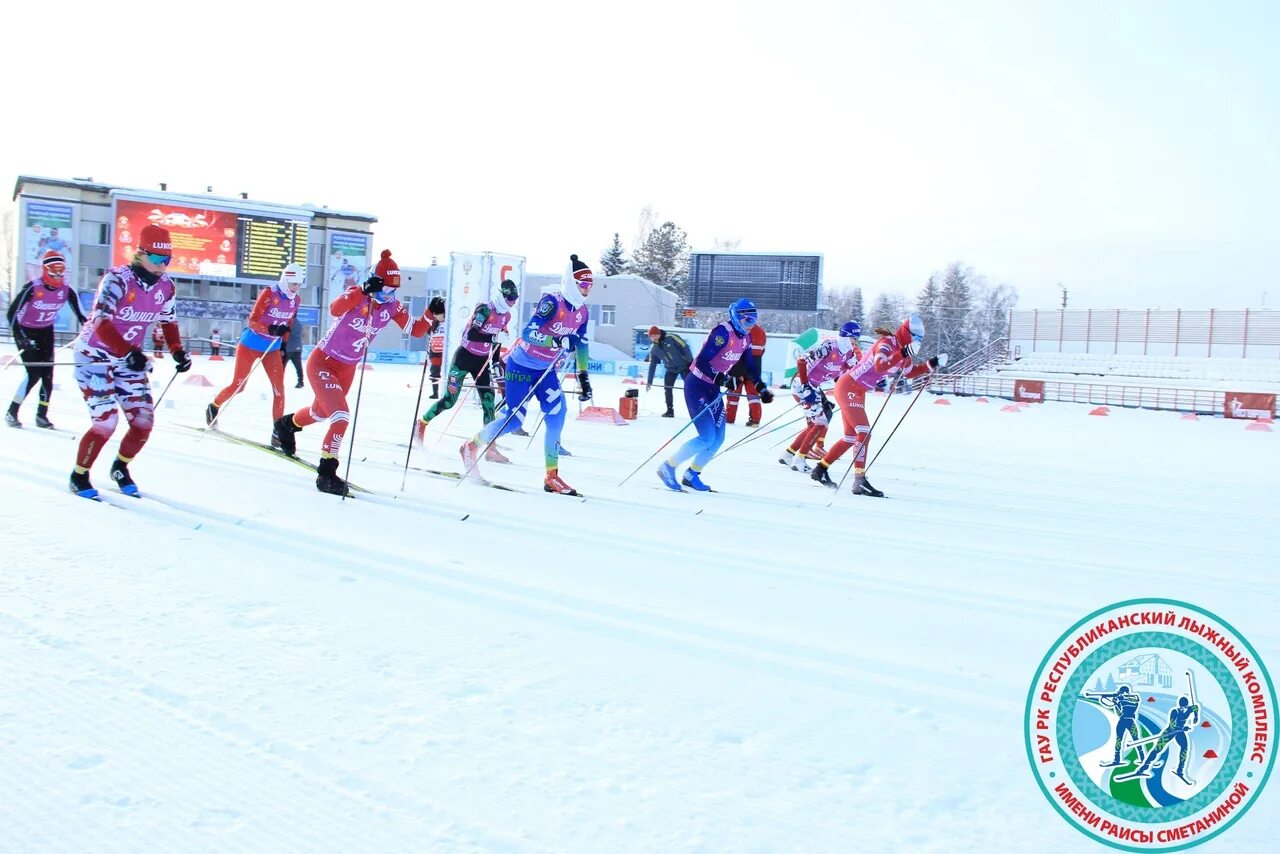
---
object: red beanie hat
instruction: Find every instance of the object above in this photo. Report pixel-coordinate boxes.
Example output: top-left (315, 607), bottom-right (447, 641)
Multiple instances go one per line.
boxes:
top-left (139, 224), bottom-right (172, 255)
top-left (374, 249), bottom-right (400, 288)
top-left (648, 325), bottom-right (660, 336)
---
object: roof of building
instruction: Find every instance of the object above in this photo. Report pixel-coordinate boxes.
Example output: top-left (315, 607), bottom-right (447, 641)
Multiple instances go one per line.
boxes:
top-left (12, 174), bottom-right (377, 223)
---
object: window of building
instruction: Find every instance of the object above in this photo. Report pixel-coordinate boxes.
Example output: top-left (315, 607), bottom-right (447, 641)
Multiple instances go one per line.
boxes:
top-left (601, 304), bottom-right (616, 326)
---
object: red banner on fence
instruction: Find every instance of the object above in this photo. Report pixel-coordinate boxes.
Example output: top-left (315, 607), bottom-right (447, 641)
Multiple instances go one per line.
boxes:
top-left (1014, 379), bottom-right (1045, 403)
top-left (1224, 392), bottom-right (1275, 420)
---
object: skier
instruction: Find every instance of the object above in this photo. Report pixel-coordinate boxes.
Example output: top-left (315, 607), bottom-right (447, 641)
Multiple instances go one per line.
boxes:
top-left (645, 325), bottom-right (693, 418)
top-left (657, 299), bottom-right (773, 492)
top-left (779, 321), bottom-right (861, 472)
top-left (272, 250), bottom-right (435, 495)
top-left (1092, 685), bottom-right (1146, 767)
top-left (1129, 696), bottom-right (1200, 784)
top-left (725, 320), bottom-right (767, 426)
top-left (205, 263), bottom-right (304, 433)
top-left (6, 250), bottom-right (88, 429)
top-left (460, 254), bottom-right (594, 495)
top-left (69, 224), bottom-right (192, 498)
top-left (416, 283), bottom-right (512, 458)
top-left (427, 308), bottom-right (446, 399)
top-left (810, 314), bottom-right (943, 497)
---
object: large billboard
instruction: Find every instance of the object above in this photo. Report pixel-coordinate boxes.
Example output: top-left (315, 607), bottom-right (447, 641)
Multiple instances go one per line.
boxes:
top-left (326, 232), bottom-right (369, 294)
top-left (442, 252), bottom-right (526, 370)
top-left (111, 197), bottom-right (309, 281)
top-left (687, 252), bottom-right (823, 311)
top-left (20, 200), bottom-right (77, 285)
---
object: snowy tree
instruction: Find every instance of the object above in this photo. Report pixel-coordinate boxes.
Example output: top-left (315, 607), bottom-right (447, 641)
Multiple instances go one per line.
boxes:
top-left (868, 292), bottom-right (908, 332)
top-left (1105, 674), bottom-right (1116, 691)
top-left (822, 287), bottom-right (865, 329)
top-left (629, 221), bottom-right (690, 303)
top-left (970, 280), bottom-right (1019, 348)
top-left (1094, 677), bottom-right (1105, 692)
top-left (600, 233), bottom-right (627, 276)
top-left (939, 263), bottom-right (977, 359)
top-left (914, 275), bottom-right (945, 358)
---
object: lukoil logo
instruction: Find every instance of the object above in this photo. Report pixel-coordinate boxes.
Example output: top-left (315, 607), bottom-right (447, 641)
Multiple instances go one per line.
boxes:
top-left (1025, 599), bottom-right (1274, 850)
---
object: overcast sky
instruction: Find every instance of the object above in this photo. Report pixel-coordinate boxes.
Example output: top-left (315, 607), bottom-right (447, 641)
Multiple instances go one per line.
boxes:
top-left (4, 0), bottom-right (1277, 310)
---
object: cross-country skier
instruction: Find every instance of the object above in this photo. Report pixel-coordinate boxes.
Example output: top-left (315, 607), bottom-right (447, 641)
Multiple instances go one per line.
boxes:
top-left (725, 321), bottom-right (767, 426)
top-left (779, 321), bottom-right (861, 472)
top-left (657, 299), bottom-right (773, 492)
top-left (205, 263), bottom-right (303, 433)
top-left (6, 250), bottom-right (88, 429)
top-left (1130, 696), bottom-right (1200, 784)
top-left (460, 255), bottom-right (594, 495)
top-left (69, 225), bottom-right (192, 498)
top-left (272, 250), bottom-right (435, 495)
top-left (1093, 684), bottom-right (1146, 767)
top-left (810, 314), bottom-right (943, 497)
top-left (416, 283), bottom-right (512, 458)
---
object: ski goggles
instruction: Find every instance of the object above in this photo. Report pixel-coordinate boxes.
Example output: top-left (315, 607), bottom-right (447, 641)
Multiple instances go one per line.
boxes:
top-left (146, 252), bottom-right (173, 266)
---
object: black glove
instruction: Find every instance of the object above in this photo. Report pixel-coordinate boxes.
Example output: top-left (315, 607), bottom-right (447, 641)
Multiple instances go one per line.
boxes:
top-left (577, 371), bottom-right (592, 401)
top-left (361, 275), bottom-right (384, 295)
top-left (555, 334), bottom-right (579, 352)
top-left (267, 324), bottom-right (289, 336)
top-left (715, 372), bottom-right (735, 391)
top-left (758, 384), bottom-right (775, 405)
top-left (172, 348), bottom-right (192, 373)
top-left (16, 336), bottom-right (35, 354)
top-left (125, 348), bottom-right (148, 372)
top-left (428, 296), bottom-right (446, 316)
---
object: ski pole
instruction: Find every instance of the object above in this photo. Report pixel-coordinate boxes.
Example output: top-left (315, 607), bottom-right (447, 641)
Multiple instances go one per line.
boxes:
top-left (400, 351), bottom-right (434, 491)
top-left (428, 385), bottom-right (473, 453)
top-left (458, 353), bottom-right (566, 482)
top-left (152, 367), bottom-right (183, 409)
top-left (864, 382), bottom-right (928, 473)
top-left (710, 400), bottom-right (801, 460)
top-left (618, 390), bottom-right (726, 486)
top-left (202, 339), bottom-right (280, 439)
top-left (340, 311), bottom-right (378, 502)
top-left (827, 385), bottom-right (898, 504)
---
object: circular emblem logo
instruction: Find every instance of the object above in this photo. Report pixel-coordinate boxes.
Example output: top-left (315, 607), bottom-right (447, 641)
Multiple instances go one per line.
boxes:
top-left (1025, 599), bottom-right (1274, 850)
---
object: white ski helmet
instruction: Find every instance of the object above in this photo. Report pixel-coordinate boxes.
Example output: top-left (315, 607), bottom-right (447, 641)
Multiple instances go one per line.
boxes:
top-left (278, 263), bottom-right (305, 295)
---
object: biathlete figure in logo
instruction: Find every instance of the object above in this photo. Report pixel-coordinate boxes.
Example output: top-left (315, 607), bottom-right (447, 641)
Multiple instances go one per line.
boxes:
top-left (1129, 696), bottom-right (1200, 784)
top-left (415, 286), bottom-right (507, 454)
top-left (460, 255), bottom-right (594, 495)
top-left (1092, 684), bottom-right (1146, 767)
top-left (6, 250), bottom-right (88, 429)
top-left (69, 224), bottom-right (192, 498)
top-left (206, 263), bottom-right (304, 435)
top-left (780, 321), bottom-right (861, 473)
top-left (657, 299), bottom-right (773, 492)
top-left (810, 314), bottom-right (944, 497)
top-left (272, 250), bottom-right (435, 495)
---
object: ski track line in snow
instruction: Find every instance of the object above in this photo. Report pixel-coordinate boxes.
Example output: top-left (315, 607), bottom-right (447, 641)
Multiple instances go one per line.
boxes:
top-left (0, 458), bottom-right (1010, 713)
top-left (0, 612), bottom-right (546, 852)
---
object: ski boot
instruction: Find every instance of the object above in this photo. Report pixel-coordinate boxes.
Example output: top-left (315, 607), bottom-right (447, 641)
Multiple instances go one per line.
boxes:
top-left (69, 469), bottom-right (98, 499)
top-left (315, 457), bottom-right (348, 496)
top-left (661, 410), bottom-right (675, 418)
top-left (4, 408), bottom-right (19, 428)
top-left (272, 415), bottom-right (300, 456)
top-left (205, 402), bottom-right (220, 426)
top-left (746, 419), bottom-right (760, 428)
top-left (810, 463), bottom-right (835, 488)
top-left (459, 440), bottom-right (481, 479)
top-left (543, 469), bottom-right (580, 496)
top-left (852, 474), bottom-right (885, 498)
top-left (657, 462), bottom-right (682, 492)
top-left (414, 418), bottom-right (428, 447)
top-left (35, 411), bottom-right (55, 429)
top-left (681, 469), bottom-right (712, 492)
top-left (486, 444), bottom-right (511, 464)
top-left (512, 426), bottom-right (530, 437)
top-left (557, 442), bottom-right (572, 457)
top-left (110, 458), bottom-right (139, 496)
top-left (294, 380), bottom-right (304, 389)
top-left (806, 442), bottom-right (826, 460)
top-left (778, 451), bottom-right (795, 467)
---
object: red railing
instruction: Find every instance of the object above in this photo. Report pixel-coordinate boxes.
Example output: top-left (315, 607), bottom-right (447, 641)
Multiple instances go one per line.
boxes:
top-left (930, 375), bottom-right (1276, 417)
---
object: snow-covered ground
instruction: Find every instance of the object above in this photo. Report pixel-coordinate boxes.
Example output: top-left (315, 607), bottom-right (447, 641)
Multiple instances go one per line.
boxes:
top-left (1, 351), bottom-right (1277, 851)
